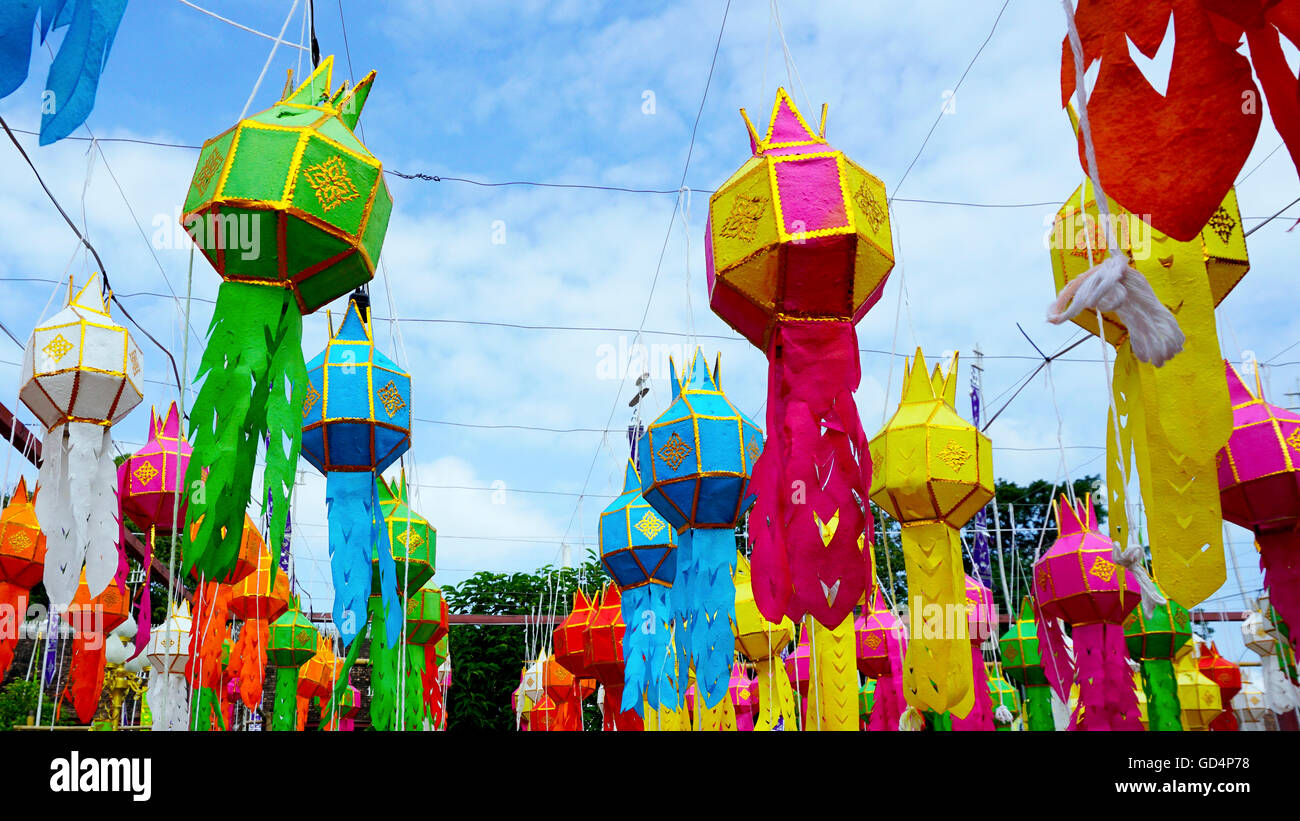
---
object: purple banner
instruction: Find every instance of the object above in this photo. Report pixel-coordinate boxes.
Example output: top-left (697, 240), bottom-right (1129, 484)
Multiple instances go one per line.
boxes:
top-left (970, 384), bottom-right (992, 588)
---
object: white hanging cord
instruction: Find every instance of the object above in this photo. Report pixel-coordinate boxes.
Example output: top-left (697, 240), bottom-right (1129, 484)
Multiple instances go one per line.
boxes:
top-left (770, 0), bottom-right (811, 111)
top-left (1048, 0), bottom-right (1183, 367)
top-left (239, 0), bottom-right (302, 121)
top-left (678, 186), bottom-right (698, 350)
top-left (176, 0), bottom-right (310, 52)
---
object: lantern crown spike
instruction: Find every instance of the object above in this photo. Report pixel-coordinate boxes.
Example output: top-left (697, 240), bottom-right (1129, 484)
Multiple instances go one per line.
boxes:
top-left (283, 55), bottom-right (335, 106)
top-left (70, 272), bottom-right (108, 314)
top-left (1055, 493), bottom-right (1085, 536)
top-left (11, 475), bottom-right (29, 505)
top-left (334, 297), bottom-right (373, 343)
top-left (162, 401), bottom-right (182, 439)
top-left (901, 348), bottom-right (935, 403)
top-left (686, 347), bottom-right (718, 391)
top-left (740, 88), bottom-right (828, 156)
top-left (338, 70), bottom-right (376, 132)
top-left (621, 458), bottom-right (640, 494)
top-left (1224, 360), bottom-right (1257, 405)
top-left (668, 356), bottom-right (682, 401)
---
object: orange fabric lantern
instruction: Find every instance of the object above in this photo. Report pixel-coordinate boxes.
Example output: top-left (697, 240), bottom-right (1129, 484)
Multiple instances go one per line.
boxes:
top-left (0, 478), bottom-right (44, 674)
top-left (226, 540), bottom-right (291, 710)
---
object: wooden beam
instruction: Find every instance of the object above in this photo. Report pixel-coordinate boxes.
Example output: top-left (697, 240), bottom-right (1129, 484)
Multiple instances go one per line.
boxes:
top-left (0, 400), bottom-right (178, 592)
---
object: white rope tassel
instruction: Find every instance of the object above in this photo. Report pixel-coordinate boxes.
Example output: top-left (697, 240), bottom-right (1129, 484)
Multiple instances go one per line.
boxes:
top-left (1050, 0), bottom-right (1185, 368)
top-left (1110, 540), bottom-right (1167, 618)
top-left (898, 705), bottom-right (925, 731)
top-left (994, 704), bottom-right (1014, 725)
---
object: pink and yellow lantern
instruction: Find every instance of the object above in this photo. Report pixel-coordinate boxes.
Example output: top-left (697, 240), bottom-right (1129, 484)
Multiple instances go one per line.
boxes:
top-left (709, 89), bottom-right (893, 629)
top-left (854, 588), bottom-right (907, 731)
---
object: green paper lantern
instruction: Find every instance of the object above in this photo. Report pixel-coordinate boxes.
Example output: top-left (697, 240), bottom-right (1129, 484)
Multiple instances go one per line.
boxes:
top-left (1000, 597), bottom-right (1046, 685)
top-left (179, 55), bottom-right (392, 587)
top-left (1124, 595), bottom-right (1192, 661)
top-left (375, 472), bottom-right (435, 594)
top-left (858, 678), bottom-right (875, 725)
top-left (405, 585), bottom-right (445, 645)
top-left (268, 609), bottom-right (318, 669)
top-left (181, 57), bottom-right (392, 314)
top-left (988, 667), bottom-right (1020, 731)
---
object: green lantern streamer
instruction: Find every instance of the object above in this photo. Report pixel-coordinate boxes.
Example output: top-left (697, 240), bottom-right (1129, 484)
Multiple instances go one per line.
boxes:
top-left (267, 606), bottom-right (318, 731)
top-left (179, 56), bottom-right (393, 581)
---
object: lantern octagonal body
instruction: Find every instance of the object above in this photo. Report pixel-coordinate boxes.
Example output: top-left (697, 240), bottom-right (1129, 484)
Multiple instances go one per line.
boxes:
top-left (20, 274), bottom-right (142, 431)
top-left (869, 349), bottom-right (993, 526)
top-left (706, 89), bottom-right (895, 349)
top-left (1218, 361), bottom-right (1300, 533)
top-left (637, 350), bottom-right (762, 531)
top-left (599, 460), bottom-right (677, 590)
top-left (1033, 496), bottom-right (1140, 626)
top-left (181, 58), bottom-right (393, 314)
top-left (302, 300), bottom-right (411, 474)
top-left (0, 478), bottom-right (45, 588)
top-left (268, 609), bottom-right (318, 669)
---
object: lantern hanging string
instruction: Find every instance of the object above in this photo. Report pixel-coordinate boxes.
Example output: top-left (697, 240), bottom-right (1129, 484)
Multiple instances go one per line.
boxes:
top-left (0, 115), bottom-right (184, 398)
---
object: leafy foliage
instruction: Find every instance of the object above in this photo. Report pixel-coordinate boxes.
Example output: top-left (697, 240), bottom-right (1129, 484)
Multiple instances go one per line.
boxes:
top-left (442, 551), bottom-right (608, 731)
top-left (0, 678), bottom-right (76, 730)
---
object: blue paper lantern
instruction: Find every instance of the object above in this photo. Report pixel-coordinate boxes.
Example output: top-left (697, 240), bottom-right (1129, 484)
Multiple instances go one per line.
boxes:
top-left (302, 296), bottom-right (410, 647)
top-left (600, 458), bottom-right (677, 714)
top-left (637, 349), bottom-right (762, 709)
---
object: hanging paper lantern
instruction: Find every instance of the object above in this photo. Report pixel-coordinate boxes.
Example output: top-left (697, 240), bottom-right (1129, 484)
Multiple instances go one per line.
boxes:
top-left (377, 471), bottom-right (434, 594)
top-left (0, 477), bottom-right (44, 675)
top-left (267, 606), bottom-right (318, 730)
top-left (61, 570), bottom-right (131, 726)
top-left (297, 633), bottom-right (337, 731)
top-left (302, 296), bottom-right (411, 649)
top-left (404, 584), bottom-right (445, 645)
top-left (732, 553), bottom-right (797, 731)
top-left (20, 273), bottom-right (142, 608)
top-left (870, 349), bottom-right (993, 718)
top-left (540, 653), bottom-right (591, 731)
top-left (709, 89), bottom-right (892, 632)
top-left (1218, 361), bottom-right (1300, 656)
top-left (1123, 584), bottom-right (1191, 731)
top-left (1176, 644), bottom-right (1224, 730)
top-left (999, 597), bottom-right (1054, 731)
top-left (988, 664), bottom-right (1020, 731)
top-left (227, 542), bottom-right (291, 711)
top-left (117, 401), bottom-right (192, 659)
top-left (859, 678), bottom-right (875, 729)
top-left (1232, 678), bottom-right (1269, 728)
top-left (599, 458), bottom-right (677, 715)
top-left (145, 600), bottom-right (192, 731)
top-left (951, 576), bottom-right (996, 731)
top-left (1034, 495), bottom-right (1142, 730)
top-left (583, 583), bottom-right (642, 731)
top-left (1049, 180), bottom-right (1247, 610)
top-left (638, 349), bottom-right (761, 709)
top-left (180, 57), bottom-right (392, 594)
top-left (855, 588), bottom-right (907, 732)
top-left (554, 588), bottom-right (597, 680)
top-left (1197, 642), bottom-right (1242, 731)
top-left (729, 663), bottom-right (756, 732)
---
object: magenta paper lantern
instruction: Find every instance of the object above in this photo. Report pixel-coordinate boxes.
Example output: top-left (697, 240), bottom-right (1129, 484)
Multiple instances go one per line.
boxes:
top-left (1033, 495), bottom-right (1142, 730)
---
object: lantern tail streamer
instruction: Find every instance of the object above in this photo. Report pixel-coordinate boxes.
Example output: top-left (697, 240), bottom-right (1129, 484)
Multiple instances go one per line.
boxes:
top-left (232, 618), bottom-right (269, 711)
top-left (146, 667), bottom-right (190, 731)
top-left (899, 520), bottom-right (972, 716)
top-left (1141, 659), bottom-right (1182, 731)
top-left (750, 322), bottom-right (873, 626)
top-left (368, 596), bottom-right (398, 730)
top-left (1258, 531), bottom-right (1300, 656)
top-left (184, 283), bottom-right (304, 583)
top-left (679, 527), bottom-right (736, 708)
top-left (63, 632), bottom-right (106, 724)
top-left (1071, 622), bottom-right (1142, 730)
top-left (271, 666), bottom-right (299, 731)
top-left (327, 471), bottom-right (400, 647)
top-left (1023, 685), bottom-right (1055, 731)
top-left (950, 646), bottom-right (995, 730)
top-left (867, 672), bottom-right (906, 731)
top-left (805, 614), bottom-right (858, 730)
top-left (36, 423), bottom-right (116, 608)
top-left (753, 655), bottom-right (797, 731)
top-left (620, 584), bottom-right (669, 715)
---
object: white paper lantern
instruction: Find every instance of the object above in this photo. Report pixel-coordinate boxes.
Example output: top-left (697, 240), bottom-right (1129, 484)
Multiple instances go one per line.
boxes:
top-left (146, 600), bottom-right (192, 675)
top-left (20, 273), bottom-right (142, 609)
top-left (1233, 678), bottom-right (1268, 727)
top-left (1242, 610), bottom-right (1276, 657)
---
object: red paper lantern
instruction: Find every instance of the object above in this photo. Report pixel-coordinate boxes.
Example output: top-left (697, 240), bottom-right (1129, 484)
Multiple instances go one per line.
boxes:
top-left (553, 588), bottom-right (596, 679)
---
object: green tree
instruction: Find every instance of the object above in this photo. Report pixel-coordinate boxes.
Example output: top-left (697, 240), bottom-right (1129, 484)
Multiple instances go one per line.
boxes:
top-left (442, 551), bottom-right (608, 731)
top-left (872, 474), bottom-right (1105, 619)
top-left (0, 678), bottom-right (78, 730)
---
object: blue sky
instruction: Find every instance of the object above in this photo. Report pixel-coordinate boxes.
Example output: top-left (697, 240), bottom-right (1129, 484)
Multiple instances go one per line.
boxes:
top-left (1, 1), bottom-right (1297, 666)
